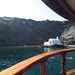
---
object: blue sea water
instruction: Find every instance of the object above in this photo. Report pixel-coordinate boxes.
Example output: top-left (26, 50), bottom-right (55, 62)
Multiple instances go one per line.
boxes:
top-left (0, 46), bottom-right (75, 75)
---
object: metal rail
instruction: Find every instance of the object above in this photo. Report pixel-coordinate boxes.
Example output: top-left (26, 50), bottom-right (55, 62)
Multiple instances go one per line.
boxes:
top-left (0, 48), bottom-right (75, 75)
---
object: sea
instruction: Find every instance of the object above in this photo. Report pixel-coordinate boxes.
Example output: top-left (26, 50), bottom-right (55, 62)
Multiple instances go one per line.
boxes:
top-left (0, 46), bottom-right (75, 75)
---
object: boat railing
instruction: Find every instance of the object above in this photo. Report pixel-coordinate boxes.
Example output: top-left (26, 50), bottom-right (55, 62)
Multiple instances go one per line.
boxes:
top-left (0, 48), bottom-right (75, 75)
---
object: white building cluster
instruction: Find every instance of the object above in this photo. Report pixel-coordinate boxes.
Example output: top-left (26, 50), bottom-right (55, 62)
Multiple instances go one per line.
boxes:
top-left (44, 37), bottom-right (62, 46)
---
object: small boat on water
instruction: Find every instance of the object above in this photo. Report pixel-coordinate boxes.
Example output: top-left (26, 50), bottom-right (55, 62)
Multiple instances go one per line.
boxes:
top-left (43, 37), bottom-right (66, 48)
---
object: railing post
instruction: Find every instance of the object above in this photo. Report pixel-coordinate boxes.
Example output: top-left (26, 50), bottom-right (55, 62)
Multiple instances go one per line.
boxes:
top-left (61, 52), bottom-right (67, 75)
top-left (40, 59), bottom-right (47, 75)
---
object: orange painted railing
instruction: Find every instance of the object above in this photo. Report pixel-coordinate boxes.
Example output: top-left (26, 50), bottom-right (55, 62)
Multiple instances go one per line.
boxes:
top-left (0, 48), bottom-right (75, 75)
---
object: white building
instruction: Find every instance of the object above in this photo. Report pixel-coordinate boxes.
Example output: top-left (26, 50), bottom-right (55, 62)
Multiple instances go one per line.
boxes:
top-left (44, 37), bottom-right (62, 46)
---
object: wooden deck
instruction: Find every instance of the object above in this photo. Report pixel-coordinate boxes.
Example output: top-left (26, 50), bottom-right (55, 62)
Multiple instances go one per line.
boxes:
top-left (0, 48), bottom-right (75, 75)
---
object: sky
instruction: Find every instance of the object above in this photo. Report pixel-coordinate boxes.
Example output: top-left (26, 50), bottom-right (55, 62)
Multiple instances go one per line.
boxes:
top-left (0, 0), bottom-right (66, 21)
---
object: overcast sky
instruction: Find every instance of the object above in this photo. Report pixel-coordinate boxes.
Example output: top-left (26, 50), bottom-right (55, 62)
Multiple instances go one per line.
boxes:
top-left (0, 0), bottom-right (66, 21)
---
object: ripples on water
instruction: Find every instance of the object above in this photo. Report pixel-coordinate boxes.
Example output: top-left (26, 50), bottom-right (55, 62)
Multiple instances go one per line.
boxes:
top-left (0, 46), bottom-right (75, 75)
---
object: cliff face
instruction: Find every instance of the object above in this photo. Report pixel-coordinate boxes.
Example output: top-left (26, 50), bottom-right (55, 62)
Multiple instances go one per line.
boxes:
top-left (0, 17), bottom-right (74, 46)
top-left (60, 23), bottom-right (75, 45)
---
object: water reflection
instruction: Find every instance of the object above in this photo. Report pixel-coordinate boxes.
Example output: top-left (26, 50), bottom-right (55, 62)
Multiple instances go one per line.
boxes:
top-left (44, 48), bottom-right (58, 59)
top-left (44, 48), bottom-right (53, 52)
top-left (44, 48), bottom-right (59, 53)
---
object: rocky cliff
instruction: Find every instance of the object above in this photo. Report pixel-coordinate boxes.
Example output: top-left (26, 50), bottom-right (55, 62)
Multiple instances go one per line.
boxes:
top-left (0, 17), bottom-right (74, 46)
top-left (60, 23), bottom-right (75, 45)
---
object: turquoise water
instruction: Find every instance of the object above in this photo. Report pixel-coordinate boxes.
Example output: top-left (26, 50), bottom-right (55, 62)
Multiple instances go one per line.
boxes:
top-left (0, 46), bottom-right (75, 75)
